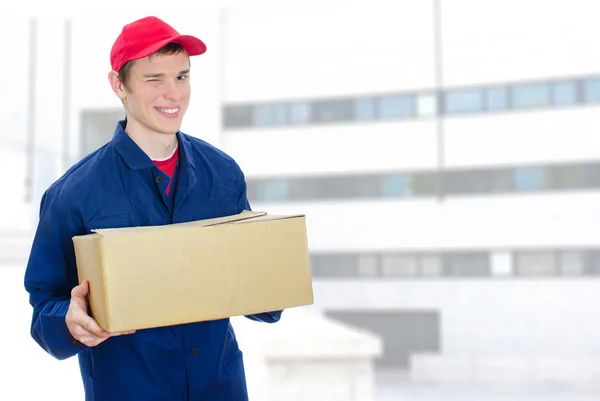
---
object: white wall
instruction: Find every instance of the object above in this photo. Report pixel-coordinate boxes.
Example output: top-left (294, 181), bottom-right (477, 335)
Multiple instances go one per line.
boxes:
top-left (444, 107), bottom-right (600, 168)
top-left (442, 0), bottom-right (600, 87)
top-left (220, 0), bottom-right (600, 99)
top-left (221, 1), bottom-right (436, 102)
top-left (254, 192), bottom-right (600, 251)
top-left (222, 121), bottom-right (438, 177)
top-left (0, 17), bottom-right (36, 229)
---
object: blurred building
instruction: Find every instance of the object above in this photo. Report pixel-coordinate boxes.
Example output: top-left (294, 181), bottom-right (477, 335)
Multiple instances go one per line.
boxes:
top-left (218, 0), bottom-right (600, 388)
top-left (3, 0), bottom-right (600, 394)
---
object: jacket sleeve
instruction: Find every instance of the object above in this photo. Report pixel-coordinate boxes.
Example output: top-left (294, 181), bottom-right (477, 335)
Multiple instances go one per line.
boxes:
top-left (235, 167), bottom-right (283, 324)
top-left (24, 185), bottom-right (88, 360)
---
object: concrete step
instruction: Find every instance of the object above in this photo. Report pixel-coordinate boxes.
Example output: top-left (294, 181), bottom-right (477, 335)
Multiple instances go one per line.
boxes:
top-left (410, 353), bottom-right (600, 386)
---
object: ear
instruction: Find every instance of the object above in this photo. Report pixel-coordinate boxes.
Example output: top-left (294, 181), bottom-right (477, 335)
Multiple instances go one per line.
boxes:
top-left (108, 71), bottom-right (127, 100)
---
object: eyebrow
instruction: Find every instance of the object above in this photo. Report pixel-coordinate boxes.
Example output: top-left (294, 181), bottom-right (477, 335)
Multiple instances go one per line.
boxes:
top-left (143, 69), bottom-right (190, 78)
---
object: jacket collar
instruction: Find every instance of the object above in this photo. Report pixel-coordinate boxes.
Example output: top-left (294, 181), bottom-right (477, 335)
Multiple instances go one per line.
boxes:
top-left (111, 120), bottom-right (196, 171)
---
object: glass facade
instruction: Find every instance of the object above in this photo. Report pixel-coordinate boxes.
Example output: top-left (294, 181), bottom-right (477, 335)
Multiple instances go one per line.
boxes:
top-left (224, 74), bottom-right (600, 129)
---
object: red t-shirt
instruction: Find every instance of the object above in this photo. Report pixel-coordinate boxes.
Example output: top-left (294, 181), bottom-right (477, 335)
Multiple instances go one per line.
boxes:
top-left (153, 146), bottom-right (179, 195)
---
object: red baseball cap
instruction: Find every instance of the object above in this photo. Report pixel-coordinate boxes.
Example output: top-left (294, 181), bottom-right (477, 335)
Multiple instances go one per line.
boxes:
top-left (110, 16), bottom-right (207, 72)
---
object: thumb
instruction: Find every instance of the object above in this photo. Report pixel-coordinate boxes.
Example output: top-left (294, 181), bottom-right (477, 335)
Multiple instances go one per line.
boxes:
top-left (72, 280), bottom-right (89, 298)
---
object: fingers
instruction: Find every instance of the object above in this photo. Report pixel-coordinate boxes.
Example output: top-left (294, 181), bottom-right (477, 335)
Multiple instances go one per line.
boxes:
top-left (71, 280), bottom-right (89, 299)
top-left (77, 335), bottom-right (106, 348)
top-left (68, 288), bottom-right (107, 338)
top-left (81, 315), bottom-right (110, 338)
top-left (68, 315), bottom-right (108, 345)
top-left (73, 327), bottom-right (136, 347)
top-left (109, 330), bottom-right (137, 336)
top-left (67, 280), bottom-right (110, 346)
top-left (67, 280), bottom-right (136, 347)
top-left (77, 330), bottom-right (136, 347)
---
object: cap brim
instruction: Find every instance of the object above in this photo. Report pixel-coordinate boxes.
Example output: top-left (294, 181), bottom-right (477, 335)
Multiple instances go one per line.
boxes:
top-left (170, 35), bottom-right (207, 56)
top-left (128, 34), bottom-right (207, 63)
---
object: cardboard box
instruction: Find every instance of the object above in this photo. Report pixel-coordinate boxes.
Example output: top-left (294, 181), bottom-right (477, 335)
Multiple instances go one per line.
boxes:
top-left (72, 211), bottom-right (314, 332)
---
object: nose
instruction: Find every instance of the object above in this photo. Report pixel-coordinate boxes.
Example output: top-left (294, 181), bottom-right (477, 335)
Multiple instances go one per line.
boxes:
top-left (164, 80), bottom-right (182, 101)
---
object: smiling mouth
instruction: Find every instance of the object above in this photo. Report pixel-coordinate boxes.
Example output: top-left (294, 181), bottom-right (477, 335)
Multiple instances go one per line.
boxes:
top-left (157, 107), bottom-right (179, 114)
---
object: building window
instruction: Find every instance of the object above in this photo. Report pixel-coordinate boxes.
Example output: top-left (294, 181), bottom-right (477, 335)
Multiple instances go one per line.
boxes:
top-left (512, 83), bottom-right (550, 109)
top-left (412, 173), bottom-right (438, 196)
top-left (583, 78), bottom-right (600, 103)
top-left (587, 251), bottom-right (600, 275)
top-left (356, 176), bottom-right (384, 199)
top-left (514, 167), bottom-right (546, 191)
top-left (485, 87), bottom-right (508, 111)
top-left (312, 100), bottom-right (353, 123)
top-left (80, 109), bottom-right (124, 157)
top-left (223, 74), bottom-right (600, 131)
top-left (382, 175), bottom-right (411, 197)
top-left (318, 176), bottom-right (357, 199)
top-left (311, 254), bottom-right (378, 278)
top-left (289, 102), bottom-right (311, 125)
top-left (549, 164), bottom-right (581, 190)
top-left (444, 89), bottom-right (482, 114)
top-left (246, 181), bottom-right (260, 202)
top-left (354, 98), bottom-right (376, 121)
top-left (559, 251), bottom-right (586, 276)
top-left (261, 179), bottom-right (289, 202)
top-left (445, 170), bottom-right (513, 195)
top-left (223, 105), bottom-right (253, 128)
top-left (378, 95), bottom-right (414, 119)
top-left (312, 255), bottom-right (357, 277)
top-left (248, 162), bottom-right (600, 203)
top-left (552, 81), bottom-right (577, 106)
top-left (420, 255), bottom-right (442, 276)
top-left (445, 170), bottom-right (495, 195)
top-left (253, 104), bottom-right (287, 126)
top-left (489, 170), bottom-right (515, 193)
top-left (357, 255), bottom-right (379, 277)
top-left (309, 249), bottom-right (600, 279)
top-left (287, 179), bottom-right (316, 201)
top-left (382, 255), bottom-right (418, 277)
top-left (491, 251), bottom-right (513, 277)
top-left (580, 163), bottom-right (600, 188)
top-left (417, 94), bottom-right (437, 117)
top-left (443, 252), bottom-right (490, 277)
top-left (515, 251), bottom-right (556, 276)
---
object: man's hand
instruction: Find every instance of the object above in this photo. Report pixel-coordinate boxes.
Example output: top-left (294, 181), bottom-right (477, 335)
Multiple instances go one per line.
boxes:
top-left (66, 280), bottom-right (135, 347)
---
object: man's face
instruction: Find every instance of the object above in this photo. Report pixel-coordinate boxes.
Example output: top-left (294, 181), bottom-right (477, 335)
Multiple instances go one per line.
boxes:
top-left (117, 51), bottom-right (191, 136)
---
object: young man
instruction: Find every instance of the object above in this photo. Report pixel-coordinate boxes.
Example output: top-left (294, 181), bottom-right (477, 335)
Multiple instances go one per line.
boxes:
top-left (23, 16), bottom-right (281, 401)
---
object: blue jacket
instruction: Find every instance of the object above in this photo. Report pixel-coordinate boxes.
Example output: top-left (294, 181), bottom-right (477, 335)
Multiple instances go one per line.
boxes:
top-left (24, 121), bottom-right (282, 401)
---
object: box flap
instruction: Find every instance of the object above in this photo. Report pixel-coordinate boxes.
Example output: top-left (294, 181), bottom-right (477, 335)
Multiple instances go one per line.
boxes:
top-left (233, 214), bottom-right (305, 224)
top-left (198, 210), bottom-right (267, 227)
top-left (91, 210), bottom-right (267, 236)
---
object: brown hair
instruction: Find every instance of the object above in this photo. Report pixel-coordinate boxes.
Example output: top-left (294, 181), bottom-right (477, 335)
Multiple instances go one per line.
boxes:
top-left (118, 42), bottom-right (188, 88)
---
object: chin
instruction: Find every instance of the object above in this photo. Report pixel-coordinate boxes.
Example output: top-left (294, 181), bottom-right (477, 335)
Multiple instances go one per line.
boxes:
top-left (156, 122), bottom-right (182, 135)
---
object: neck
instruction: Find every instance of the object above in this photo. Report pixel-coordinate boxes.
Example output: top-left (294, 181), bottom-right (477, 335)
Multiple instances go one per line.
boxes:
top-left (124, 120), bottom-right (178, 160)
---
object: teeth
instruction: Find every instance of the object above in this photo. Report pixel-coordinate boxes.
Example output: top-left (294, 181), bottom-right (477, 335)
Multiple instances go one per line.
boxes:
top-left (159, 108), bottom-right (179, 114)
